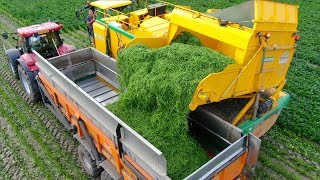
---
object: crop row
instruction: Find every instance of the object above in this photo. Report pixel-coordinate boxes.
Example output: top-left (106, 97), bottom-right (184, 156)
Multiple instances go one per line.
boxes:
top-left (273, 0), bottom-right (320, 141)
top-left (0, 19), bottom-right (88, 179)
top-left (0, 0), bottom-right (85, 30)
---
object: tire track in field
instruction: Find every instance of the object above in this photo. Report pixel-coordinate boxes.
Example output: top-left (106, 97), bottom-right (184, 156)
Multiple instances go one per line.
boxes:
top-left (0, 13), bottom-right (88, 179)
top-left (0, 14), bottom-right (80, 159)
top-left (0, 59), bottom-right (81, 162)
top-left (0, 65), bottom-right (88, 179)
top-left (0, 117), bottom-right (33, 179)
top-left (260, 133), bottom-right (320, 179)
top-left (0, 69), bottom-right (59, 179)
top-left (0, 137), bottom-right (20, 179)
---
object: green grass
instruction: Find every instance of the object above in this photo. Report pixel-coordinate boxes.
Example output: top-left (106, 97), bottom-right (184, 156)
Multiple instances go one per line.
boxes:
top-left (109, 36), bottom-right (234, 179)
top-left (0, 77), bottom-right (88, 179)
top-left (0, 0), bottom-right (85, 30)
top-left (273, 0), bottom-right (320, 142)
top-left (255, 126), bottom-right (320, 179)
top-left (0, 43), bottom-right (88, 178)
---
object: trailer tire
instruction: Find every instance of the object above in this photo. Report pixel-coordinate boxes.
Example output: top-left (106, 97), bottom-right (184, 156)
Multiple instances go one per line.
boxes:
top-left (100, 171), bottom-right (114, 180)
top-left (17, 64), bottom-right (41, 102)
top-left (78, 144), bottom-right (102, 177)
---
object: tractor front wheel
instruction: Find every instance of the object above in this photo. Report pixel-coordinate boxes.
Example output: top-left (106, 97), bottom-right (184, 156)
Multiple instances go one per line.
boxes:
top-left (78, 144), bottom-right (102, 177)
top-left (7, 56), bottom-right (18, 78)
top-left (17, 64), bottom-right (41, 102)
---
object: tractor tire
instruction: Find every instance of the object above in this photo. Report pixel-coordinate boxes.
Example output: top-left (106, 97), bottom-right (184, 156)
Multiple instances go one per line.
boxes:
top-left (78, 144), bottom-right (102, 177)
top-left (5, 49), bottom-right (21, 79)
top-left (17, 64), bottom-right (41, 102)
top-left (100, 171), bottom-right (114, 180)
top-left (7, 55), bottom-right (19, 78)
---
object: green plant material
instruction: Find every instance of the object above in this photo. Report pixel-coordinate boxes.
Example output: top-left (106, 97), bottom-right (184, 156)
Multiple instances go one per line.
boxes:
top-left (0, 0), bottom-right (85, 30)
top-left (109, 33), bottom-right (234, 179)
top-left (172, 32), bottom-right (202, 46)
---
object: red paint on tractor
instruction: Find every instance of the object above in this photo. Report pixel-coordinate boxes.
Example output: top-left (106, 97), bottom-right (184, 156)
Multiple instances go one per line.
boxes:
top-left (17, 22), bottom-right (63, 38)
top-left (58, 44), bottom-right (76, 55)
top-left (20, 53), bottom-right (39, 71)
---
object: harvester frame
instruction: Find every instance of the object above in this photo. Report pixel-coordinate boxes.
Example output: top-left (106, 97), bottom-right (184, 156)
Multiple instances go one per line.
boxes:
top-left (79, 0), bottom-right (298, 136)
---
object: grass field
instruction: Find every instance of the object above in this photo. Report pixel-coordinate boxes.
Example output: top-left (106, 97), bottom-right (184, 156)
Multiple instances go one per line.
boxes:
top-left (0, 0), bottom-right (319, 179)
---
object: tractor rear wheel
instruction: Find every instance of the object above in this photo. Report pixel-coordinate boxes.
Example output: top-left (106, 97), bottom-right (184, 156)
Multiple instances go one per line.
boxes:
top-left (17, 64), bottom-right (41, 102)
top-left (78, 144), bottom-right (102, 177)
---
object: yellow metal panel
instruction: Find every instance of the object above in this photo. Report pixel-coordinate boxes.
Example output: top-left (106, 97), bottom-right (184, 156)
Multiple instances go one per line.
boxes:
top-left (93, 22), bottom-right (108, 54)
top-left (89, 0), bottom-right (299, 111)
top-left (126, 37), bottom-right (167, 49)
top-left (129, 9), bottom-right (148, 27)
top-left (133, 17), bottom-right (170, 38)
top-left (91, 1), bottom-right (132, 10)
top-left (108, 28), bottom-right (132, 58)
top-left (254, 0), bottom-right (298, 31)
top-left (102, 15), bottom-right (129, 23)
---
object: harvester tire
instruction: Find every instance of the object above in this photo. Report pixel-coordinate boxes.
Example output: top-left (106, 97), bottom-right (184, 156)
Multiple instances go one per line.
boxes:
top-left (78, 144), bottom-right (102, 177)
top-left (17, 64), bottom-right (41, 102)
top-left (100, 171), bottom-right (114, 180)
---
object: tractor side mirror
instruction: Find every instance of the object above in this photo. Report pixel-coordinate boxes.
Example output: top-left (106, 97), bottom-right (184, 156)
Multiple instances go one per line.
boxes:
top-left (2, 33), bottom-right (8, 40)
top-left (75, 10), bottom-right (81, 19)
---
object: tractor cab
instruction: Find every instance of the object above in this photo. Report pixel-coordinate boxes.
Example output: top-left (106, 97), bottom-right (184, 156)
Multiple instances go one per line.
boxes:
top-left (16, 22), bottom-right (64, 58)
top-left (2, 21), bottom-right (76, 102)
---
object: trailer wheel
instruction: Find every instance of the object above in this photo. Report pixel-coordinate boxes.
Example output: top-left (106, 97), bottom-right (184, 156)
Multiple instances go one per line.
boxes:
top-left (17, 64), bottom-right (41, 102)
top-left (78, 145), bottom-right (102, 177)
top-left (100, 171), bottom-right (114, 180)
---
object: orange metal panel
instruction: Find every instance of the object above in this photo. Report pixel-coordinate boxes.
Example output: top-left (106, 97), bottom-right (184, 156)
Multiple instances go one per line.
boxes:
top-left (213, 151), bottom-right (248, 180)
top-left (38, 73), bottom-right (153, 179)
top-left (123, 154), bottom-right (153, 180)
top-left (252, 114), bottom-right (279, 138)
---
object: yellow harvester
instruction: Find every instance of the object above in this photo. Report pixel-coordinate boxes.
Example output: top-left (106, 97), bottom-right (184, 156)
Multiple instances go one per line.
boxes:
top-left (28, 0), bottom-right (300, 178)
top-left (83, 0), bottom-right (299, 136)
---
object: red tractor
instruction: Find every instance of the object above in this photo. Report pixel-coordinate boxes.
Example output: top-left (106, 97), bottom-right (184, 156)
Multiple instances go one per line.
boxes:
top-left (2, 22), bottom-right (76, 101)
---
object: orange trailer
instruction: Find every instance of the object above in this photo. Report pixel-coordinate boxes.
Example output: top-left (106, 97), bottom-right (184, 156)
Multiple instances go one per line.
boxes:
top-left (34, 48), bottom-right (260, 179)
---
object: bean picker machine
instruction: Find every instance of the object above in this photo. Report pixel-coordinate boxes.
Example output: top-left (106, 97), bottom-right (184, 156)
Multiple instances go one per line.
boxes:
top-left (12, 0), bottom-right (300, 179)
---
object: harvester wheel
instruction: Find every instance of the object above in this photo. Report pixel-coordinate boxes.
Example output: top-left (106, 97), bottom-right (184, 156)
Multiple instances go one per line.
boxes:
top-left (100, 171), bottom-right (114, 180)
top-left (17, 64), bottom-right (41, 102)
top-left (78, 144), bottom-right (102, 177)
